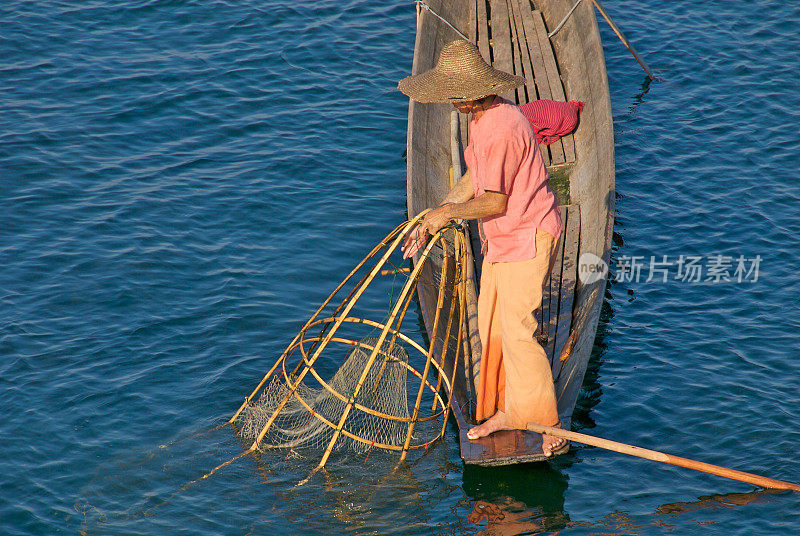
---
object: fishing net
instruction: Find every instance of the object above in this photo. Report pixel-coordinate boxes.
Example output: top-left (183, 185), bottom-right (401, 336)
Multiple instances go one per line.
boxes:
top-left (235, 337), bottom-right (410, 453)
top-left (230, 215), bottom-right (474, 468)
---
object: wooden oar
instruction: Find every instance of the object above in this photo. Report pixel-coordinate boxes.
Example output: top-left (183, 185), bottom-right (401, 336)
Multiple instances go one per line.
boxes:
top-left (590, 0), bottom-right (657, 81)
top-left (527, 423), bottom-right (800, 491)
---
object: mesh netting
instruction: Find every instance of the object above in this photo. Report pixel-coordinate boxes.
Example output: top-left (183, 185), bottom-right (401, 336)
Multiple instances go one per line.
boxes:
top-left (235, 338), bottom-right (411, 453)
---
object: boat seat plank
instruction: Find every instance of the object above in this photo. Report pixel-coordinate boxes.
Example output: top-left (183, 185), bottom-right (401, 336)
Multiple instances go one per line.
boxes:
top-left (488, 0), bottom-right (516, 101)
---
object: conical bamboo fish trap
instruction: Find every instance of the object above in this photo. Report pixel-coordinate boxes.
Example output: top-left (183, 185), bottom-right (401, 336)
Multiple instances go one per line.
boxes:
top-left (230, 212), bottom-right (470, 469)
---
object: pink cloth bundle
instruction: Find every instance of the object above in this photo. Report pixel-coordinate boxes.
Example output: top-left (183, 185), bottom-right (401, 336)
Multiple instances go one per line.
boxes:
top-left (519, 99), bottom-right (585, 145)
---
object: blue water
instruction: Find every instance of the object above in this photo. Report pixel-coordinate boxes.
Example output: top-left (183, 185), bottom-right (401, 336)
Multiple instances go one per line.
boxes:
top-left (1, 0), bottom-right (798, 534)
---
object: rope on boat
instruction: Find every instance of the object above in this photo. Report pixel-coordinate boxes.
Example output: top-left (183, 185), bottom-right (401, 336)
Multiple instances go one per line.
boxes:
top-left (548, 0), bottom-right (584, 38)
top-left (414, 1), bottom-right (469, 42)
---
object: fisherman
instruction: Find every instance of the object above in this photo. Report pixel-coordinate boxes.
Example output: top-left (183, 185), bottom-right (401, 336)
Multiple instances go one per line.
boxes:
top-left (398, 39), bottom-right (566, 457)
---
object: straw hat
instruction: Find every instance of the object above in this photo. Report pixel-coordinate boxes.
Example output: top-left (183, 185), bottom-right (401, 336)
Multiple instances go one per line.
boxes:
top-left (397, 40), bottom-right (524, 103)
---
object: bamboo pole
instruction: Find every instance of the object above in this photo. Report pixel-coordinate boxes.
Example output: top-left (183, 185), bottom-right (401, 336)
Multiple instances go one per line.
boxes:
top-left (450, 110), bottom-right (462, 180)
top-left (430, 236), bottom-right (460, 412)
top-left (527, 423), bottom-right (800, 492)
top-left (439, 230), bottom-right (467, 440)
top-left (590, 0), bottom-right (657, 81)
top-left (380, 267), bottom-right (411, 276)
top-left (399, 250), bottom-right (451, 461)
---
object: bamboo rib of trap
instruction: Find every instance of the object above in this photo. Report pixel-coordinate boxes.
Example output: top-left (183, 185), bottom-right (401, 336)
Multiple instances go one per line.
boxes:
top-left (230, 213), bottom-right (470, 469)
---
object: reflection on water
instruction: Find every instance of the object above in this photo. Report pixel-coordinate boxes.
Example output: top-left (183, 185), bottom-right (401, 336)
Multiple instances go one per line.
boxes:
top-left (463, 461), bottom-right (571, 534)
top-left (569, 488), bottom-right (786, 535)
top-left (656, 488), bottom-right (785, 515)
top-left (626, 75), bottom-right (655, 116)
top-left (462, 465), bottom-right (785, 536)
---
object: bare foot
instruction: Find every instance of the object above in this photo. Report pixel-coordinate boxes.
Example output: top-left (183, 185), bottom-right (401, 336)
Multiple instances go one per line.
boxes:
top-left (541, 427), bottom-right (568, 457)
top-left (467, 411), bottom-right (514, 440)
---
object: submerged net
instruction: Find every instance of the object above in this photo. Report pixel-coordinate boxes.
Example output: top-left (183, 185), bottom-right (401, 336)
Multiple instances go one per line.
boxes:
top-left (235, 338), bottom-right (410, 453)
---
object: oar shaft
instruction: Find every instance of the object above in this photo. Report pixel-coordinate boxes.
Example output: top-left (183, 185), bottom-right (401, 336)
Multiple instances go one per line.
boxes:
top-left (590, 0), bottom-right (656, 80)
top-left (527, 423), bottom-right (800, 492)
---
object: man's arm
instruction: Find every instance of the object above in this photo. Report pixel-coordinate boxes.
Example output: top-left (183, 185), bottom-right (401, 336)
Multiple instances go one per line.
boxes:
top-left (438, 169), bottom-right (475, 206)
top-left (442, 190), bottom-right (506, 221)
top-left (401, 186), bottom-right (507, 259)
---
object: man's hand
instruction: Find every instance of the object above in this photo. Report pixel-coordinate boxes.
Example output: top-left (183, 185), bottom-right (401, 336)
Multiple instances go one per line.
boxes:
top-left (401, 205), bottom-right (452, 259)
top-left (401, 190), bottom-right (505, 260)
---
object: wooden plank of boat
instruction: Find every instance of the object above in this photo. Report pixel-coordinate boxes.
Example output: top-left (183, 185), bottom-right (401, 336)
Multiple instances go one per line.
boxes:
top-left (461, 1), bottom-right (478, 148)
top-left (507, 0), bottom-right (553, 165)
top-left (449, 103), bottom-right (481, 408)
top-left (543, 0), bottom-right (615, 429)
top-left (505, 0), bottom-right (526, 104)
top-left (528, 204), bottom-right (578, 364)
top-left (553, 204), bottom-right (580, 367)
top-left (451, 390), bottom-right (472, 457)
top-left (506, 0), bottom-right (528, 103)
top-left (517, 2), bottom-right (551, 102)
top-left (514, 3), bottom-right (556, 164)
top-left (546, 209), bottom-right (566, 360)
top-left (527, 5), bottom-right (576, 165)
top-left (528, 9), bottom-right (567, 164)
top-left (528, 5), bottom-right (575, 164)
top-left (529, 5), bottom-right (576, 166)
top-left (560, 133), bottom-right (577, 165)
top-left (465, 429), bottom-right (550, 465)
top-left (537, 259), bottom-right (552, 344)
top-left (488, 0), bottom-right (516, 102)
top-left (476, 0), bottom-right (491, 63)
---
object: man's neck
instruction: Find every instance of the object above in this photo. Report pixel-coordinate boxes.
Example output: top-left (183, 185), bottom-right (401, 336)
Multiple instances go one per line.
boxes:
top-left (473, 95), bottom-right (497, 122)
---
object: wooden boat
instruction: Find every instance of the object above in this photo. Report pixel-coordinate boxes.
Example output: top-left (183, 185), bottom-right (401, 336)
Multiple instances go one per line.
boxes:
top-left (405, 0), bottom-right (615, 465)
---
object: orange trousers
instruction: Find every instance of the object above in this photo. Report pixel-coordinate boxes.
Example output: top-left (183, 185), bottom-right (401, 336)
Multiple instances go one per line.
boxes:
top-left (475, 229), bottom-right (560, 429)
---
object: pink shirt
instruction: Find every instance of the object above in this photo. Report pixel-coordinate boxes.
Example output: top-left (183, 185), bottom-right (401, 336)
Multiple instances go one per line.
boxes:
top-left (464, 97), bottom-right (563, 262)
